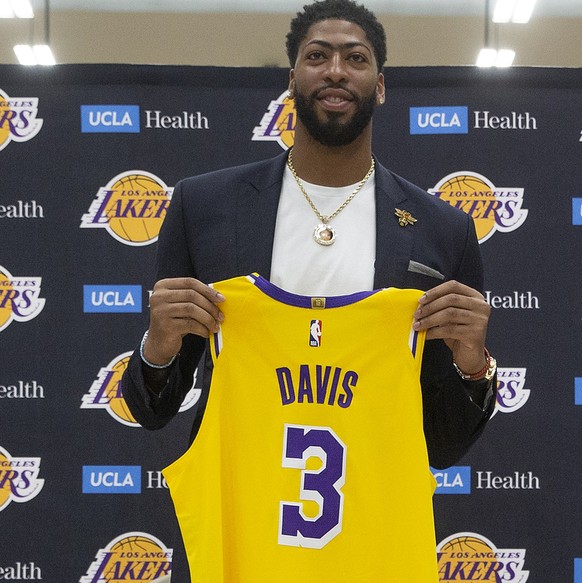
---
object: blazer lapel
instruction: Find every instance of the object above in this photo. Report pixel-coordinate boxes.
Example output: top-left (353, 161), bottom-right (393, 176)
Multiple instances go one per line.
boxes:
top-left (233, 154), bottom-right (417, 289)
top-left (373, 163), bottom-right (416, 289)
top-left (235, 152), bottom-right (288, 280)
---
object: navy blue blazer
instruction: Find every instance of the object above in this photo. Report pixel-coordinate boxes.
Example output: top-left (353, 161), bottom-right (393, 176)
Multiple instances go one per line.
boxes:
top-left (122, 151), bottom-right (493, 469)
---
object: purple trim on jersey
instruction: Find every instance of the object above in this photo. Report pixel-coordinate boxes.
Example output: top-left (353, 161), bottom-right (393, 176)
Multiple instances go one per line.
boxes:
top-left (410, 330), bottom-right (419, 357)
top-left (213, 331), bottom-right (221, 357)
top-left (249, 273), bottom-right (379, 308)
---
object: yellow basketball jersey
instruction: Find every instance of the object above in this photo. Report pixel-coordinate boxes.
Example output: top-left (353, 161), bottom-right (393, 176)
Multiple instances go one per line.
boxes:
top-left (163, 274), bottom-right (438, 583)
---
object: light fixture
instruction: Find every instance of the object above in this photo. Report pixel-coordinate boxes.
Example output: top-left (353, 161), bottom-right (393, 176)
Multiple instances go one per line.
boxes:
top-left (493, 0), bottom-right (537, 24)
top-left (477, 48), bottom-right (515, 68)
top-left (476, 0), bottom-right (516, 68)
top-left (0, 0), bottom-right (34, 18)
top-left (13, 0), bottom-right (56, 65)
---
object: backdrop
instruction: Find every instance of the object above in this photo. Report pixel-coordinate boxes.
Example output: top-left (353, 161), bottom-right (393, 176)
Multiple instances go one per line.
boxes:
top-left (1, 63), bottom-right (581, 583)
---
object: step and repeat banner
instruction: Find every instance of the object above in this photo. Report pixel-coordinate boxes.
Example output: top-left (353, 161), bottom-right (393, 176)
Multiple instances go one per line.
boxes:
top-left (1, 63), bottom-right (582, 582)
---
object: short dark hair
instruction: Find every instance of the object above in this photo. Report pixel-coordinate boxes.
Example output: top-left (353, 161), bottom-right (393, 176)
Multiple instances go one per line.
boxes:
top-left (286, 0), bottom-right (387, 73)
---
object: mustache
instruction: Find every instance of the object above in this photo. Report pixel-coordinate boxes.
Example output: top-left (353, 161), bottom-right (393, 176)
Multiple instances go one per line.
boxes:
top-left (310, 84), bottom-right (358, 101)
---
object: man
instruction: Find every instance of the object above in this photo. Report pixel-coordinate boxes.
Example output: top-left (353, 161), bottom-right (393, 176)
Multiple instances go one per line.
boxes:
top-left (122, 0), bottom-right (496, 579)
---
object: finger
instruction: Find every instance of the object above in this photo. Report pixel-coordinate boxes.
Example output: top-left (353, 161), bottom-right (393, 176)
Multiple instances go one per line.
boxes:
top-left (415, 296), bottom-right (489, 323)
top-left (152, 287), bottom-right (224, 316)
top-left (415, 314), bottom-right (484, 340)
top-left (154, 277), bottom-right (225, 303)
top-left (417, 280), bottom-right (482, 305)
top-left (151, 284), bottom-right (225, 326)
top-left (153, 298), bottom-right (224, 334)
top-left (423, 322), bottom-right (477, 342)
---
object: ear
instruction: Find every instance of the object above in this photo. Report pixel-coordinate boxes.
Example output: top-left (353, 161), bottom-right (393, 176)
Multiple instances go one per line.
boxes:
top-left (288, 69), bottom-right (295, 98)
top-left (376, 72), bottom-right (386, 105)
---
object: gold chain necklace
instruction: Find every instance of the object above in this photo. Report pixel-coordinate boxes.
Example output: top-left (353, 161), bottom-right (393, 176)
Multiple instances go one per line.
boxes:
top-left (286, 149), bottom-right (375, 246)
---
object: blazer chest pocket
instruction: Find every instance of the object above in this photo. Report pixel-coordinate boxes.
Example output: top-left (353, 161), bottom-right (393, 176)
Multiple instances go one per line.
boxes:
top-left (405, 260), bottom-right (446, 291)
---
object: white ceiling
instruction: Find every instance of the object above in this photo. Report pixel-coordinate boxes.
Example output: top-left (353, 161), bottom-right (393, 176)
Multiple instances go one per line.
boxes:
top-left (47, 0), bottom-right (582, 18)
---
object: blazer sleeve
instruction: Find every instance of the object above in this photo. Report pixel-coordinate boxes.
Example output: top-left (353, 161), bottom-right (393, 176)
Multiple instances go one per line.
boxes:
top-left (121, 180), bottom-right (206, 430)
top-left (420, 213), bottom-right (496, 469)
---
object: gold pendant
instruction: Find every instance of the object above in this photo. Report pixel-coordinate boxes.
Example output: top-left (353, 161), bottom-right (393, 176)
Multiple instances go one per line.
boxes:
top-left (313, 224), bottom-right (336, 246)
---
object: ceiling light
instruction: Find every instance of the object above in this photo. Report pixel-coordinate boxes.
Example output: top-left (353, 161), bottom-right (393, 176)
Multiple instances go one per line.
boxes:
top-left (0, 0), bottom-right (15, 17)
top-left (495, 49), bottom-right (516, 67)
top-left (476, 48), bottom-right (515, 68)
top-left (14, 44), bottom-right (36, 65)
top-left (14, 44), bottom-right (56, 66)
top-left (492, 0), bottom-right (536, 23)
top-left (511, 0), bottom-right (537, 23)
top-left (1, 0), bottom-right (33, 18)
top-left (476, 48), bottom-right (497, 67)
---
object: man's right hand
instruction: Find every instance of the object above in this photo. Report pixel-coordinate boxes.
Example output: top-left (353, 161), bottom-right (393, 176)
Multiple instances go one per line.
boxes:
top-left (143, 277), bottom-right (225, 366)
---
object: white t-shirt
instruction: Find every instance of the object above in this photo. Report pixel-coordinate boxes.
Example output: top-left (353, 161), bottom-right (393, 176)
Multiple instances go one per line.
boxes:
top-left (270, 165), bottom-right (376, 296)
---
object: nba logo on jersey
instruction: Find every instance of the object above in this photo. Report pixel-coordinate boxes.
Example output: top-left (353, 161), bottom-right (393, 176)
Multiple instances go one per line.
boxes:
top-left (309, 320), bottom-right (322, 347)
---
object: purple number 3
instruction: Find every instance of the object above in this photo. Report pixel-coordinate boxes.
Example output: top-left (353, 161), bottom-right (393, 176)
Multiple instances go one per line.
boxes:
top-left (279, 424), bottom-right (347, 549)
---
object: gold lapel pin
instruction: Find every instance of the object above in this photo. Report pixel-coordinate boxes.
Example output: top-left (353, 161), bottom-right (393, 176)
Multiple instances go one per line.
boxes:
top-left (395, 208), bottom-right (417, 227)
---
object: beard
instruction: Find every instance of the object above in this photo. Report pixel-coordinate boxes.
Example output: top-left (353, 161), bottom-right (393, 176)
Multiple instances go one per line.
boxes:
top-left (294, 85), bottom-right (377, 147)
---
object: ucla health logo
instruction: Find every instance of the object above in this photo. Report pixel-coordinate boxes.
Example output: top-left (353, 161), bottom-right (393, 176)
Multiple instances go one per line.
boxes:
top-left (0, 265), bottom-right (45, 332)
top-left (574, 558), bottom-right (582, 582)
top-left (572, 198), bottom-right (582, 225)
top-left (573, 378), bottom-right (582, 406)
top-left (431, 466), bottom-right (471, 494)
top-left (81, 105), bottom-right (140, 133)
top-left (83, 285), bottom-right (142, 313)
top-left (428, 171), bottom-right (528, 243)
top-left (437, 532), bottom-right (529, 582)
top-left (82, 466), bottom-right (141, 494)
top-left (493, 367), bottom-right (530, 417)
top-left (252, 90), bottom-right (296, 150)
top-left (410, 106), bottom-right (468, 135)
top-left (0, 445), bottom-right (44, 512)
top-left (0, 88), bottom-right (43, 152)
top-left (80, 170), bottom-right (173, 246)
top-left (80, 532), bottom-right (172, 583)
top-left (82, 352), bottom-right (200, 426)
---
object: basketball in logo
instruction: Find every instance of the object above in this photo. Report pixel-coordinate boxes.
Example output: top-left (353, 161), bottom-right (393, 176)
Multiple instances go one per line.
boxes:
top-left (0, 265), bottom-right (45, 333)
top-left (439, 534), bottom-right (498, 582)
top-left (431, 173), bottom-right (497, 242)
top-left (81, 531), bottom-right (173, 583)
top-left (81, 170), bottom-right (173, 246)
top-left (434, 531), bottom-right (532, 582)
top-left (0, 98), bottom-right (11, 148)
top-left (429, 171), bottom-right (527, 244)
top-left (104, 173), bottom-right (170, 245)
top-left (252, 91), bottom-right (296, 150)
top-left (104, 354), bottom-right (137, 425)
top-left (81, 351), bottom-right (138, 426)
top-left (0, 268), bottom-right (13, 331)
top-left (110, 533), bottom-right (165, 556)
top-left (0, 450), bottom-right (12, 510)
top-left (0, 88), bottom-right (43, 152)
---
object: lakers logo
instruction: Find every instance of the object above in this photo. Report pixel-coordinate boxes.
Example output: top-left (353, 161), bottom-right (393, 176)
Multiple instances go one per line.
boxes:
top-left (428, 172), bottom-right (528, 243)
top-left (80, 532), bottom-right (172, 583)
top-left (0, 88), bottom-right (43, 152)
top-left (81, 352), bottom-right (200, 426)
top-left (492, 367), bottom-right (530, 418)
top-left (0, 265), bottom-right (45, 332)
top-left (80, 171), bottom-right (173, 246)
top-left (0, 445), bottom-right (44, 512)
top-left (437, 532), bottom-right (529, 582)
top-left (252, 90), bottom-right (296, 150)
top-left (81, 352), bottom-right (138, 426)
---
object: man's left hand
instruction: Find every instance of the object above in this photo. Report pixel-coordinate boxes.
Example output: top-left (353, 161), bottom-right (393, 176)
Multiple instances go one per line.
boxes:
top-left (413, 280), bottom-right (491, 375)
